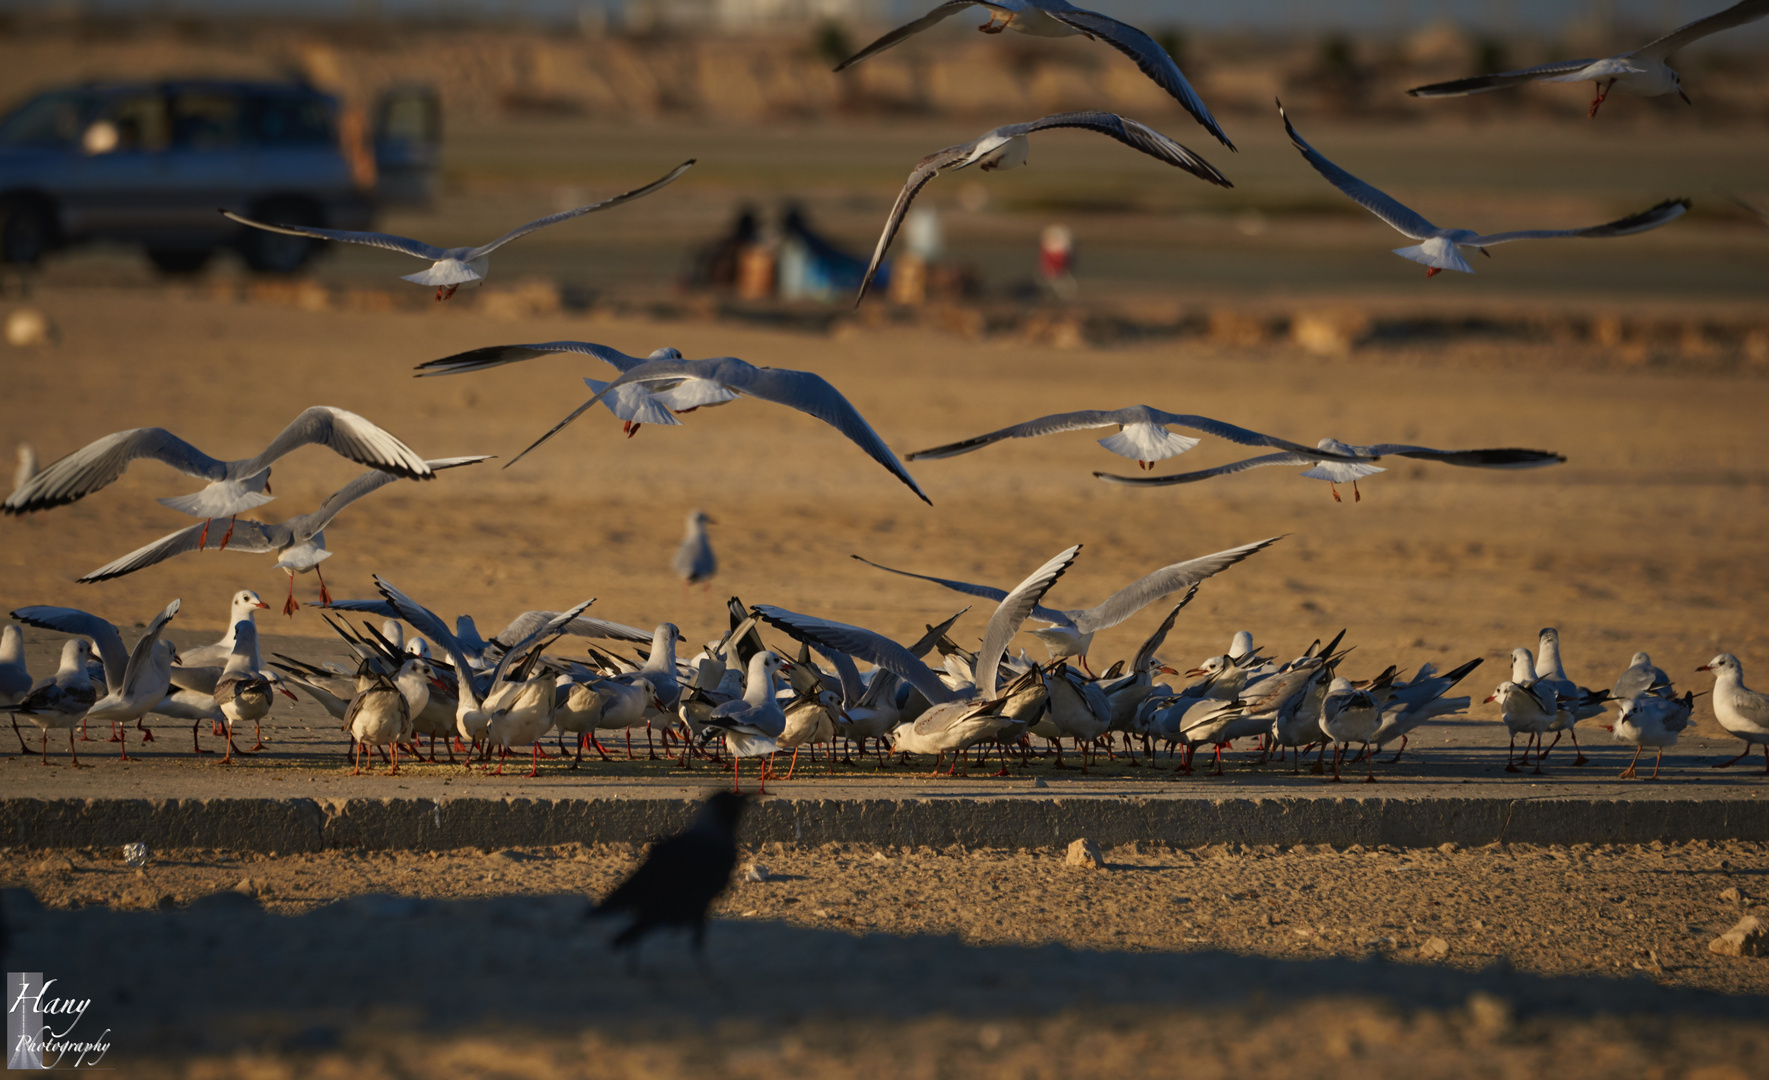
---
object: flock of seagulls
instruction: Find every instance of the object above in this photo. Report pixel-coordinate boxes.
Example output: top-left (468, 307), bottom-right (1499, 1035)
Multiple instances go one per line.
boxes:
top-left (3, 3), bottom-right (1765, 792)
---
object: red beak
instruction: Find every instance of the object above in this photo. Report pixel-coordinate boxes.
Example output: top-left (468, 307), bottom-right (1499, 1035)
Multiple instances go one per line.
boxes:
top-left (1483, 694), bottom-right (1497, 703)
top-left (1695, 665), bottom-right (1711, 672)
top-left (254, 601), bottom-right (270, 610)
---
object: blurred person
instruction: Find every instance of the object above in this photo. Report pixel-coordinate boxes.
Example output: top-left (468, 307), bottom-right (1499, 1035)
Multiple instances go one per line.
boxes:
top-left (1040, 223), bottom-right (1076, 300)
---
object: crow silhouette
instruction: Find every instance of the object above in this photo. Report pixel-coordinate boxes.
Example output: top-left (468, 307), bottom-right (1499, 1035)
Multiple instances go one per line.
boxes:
top-left (588, 791), bottom-right (749, 969)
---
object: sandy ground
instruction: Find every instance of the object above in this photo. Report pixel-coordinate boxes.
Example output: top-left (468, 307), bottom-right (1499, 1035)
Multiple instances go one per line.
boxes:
top-left (4, 839), bottom-right (1766, 1076)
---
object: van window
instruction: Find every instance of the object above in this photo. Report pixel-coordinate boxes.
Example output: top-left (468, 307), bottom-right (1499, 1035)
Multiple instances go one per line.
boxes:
top-left (169, 90), bottom-right (241, 150)
top-left (252, 93), bottom-right (333, 146)
top-left (104, 92), bottom-right (170, 152)
top-left (0, 89), bottom-right (106, 147)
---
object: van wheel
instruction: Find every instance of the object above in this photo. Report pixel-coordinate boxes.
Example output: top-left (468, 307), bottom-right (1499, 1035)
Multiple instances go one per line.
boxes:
top-left (239, 198), bottom-right (321, 274)
top-left (0, 199), bottom-right (56, 265)
top-left (147, 247), bottom-right (215, 275)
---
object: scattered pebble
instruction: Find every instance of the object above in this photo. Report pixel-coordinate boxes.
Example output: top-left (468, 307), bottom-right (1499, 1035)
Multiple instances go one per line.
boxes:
top-left (1419, 936), bottom-right (1450, 959)
top-left (1708, 916), bottom-right (1765, 958)
top-left (1065, 838), bottom-right (1104, 869)
top-left (35, 855), bottom-right (73, 873)
top-left (4, 308), bottom-right (56, 348)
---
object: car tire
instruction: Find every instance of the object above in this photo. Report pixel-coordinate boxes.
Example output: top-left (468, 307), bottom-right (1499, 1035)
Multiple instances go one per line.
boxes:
top-left (0, 198), bottom-right (57, 266)
top-left (238, 198), bottom-right (322, 274)
top-left (146, 247), bottom-right (215, 275)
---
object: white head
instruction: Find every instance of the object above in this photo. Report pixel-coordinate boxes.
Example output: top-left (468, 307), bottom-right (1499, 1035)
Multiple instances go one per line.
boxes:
top-left (56, 639), bottom-right (87, 676)
top-left (405, 637), bottom-right (431, 660)
top-left (1229, 631), bottom-right (1254, 659)
top-left (1697, 654), bottom-right (1741, 679)
top-left (0, 624), bottom-right (20, 661)
top-left (230, 590), bottom-right (269, 622)
top-left (1510, 648), bottom-right (1535, 683)
top-left (648, 347), bottom-right (684, 360)
top-left (1483, 681), bottom-right (1519, 705)
top-left (686, 509), bottom-right (713, 531)
top-left (1630, 651), bottom-right (1653, 668)
top-left (380, 620), bottom-right (405, 651)
top-left (1315, 437), bottom-right (1355, 456)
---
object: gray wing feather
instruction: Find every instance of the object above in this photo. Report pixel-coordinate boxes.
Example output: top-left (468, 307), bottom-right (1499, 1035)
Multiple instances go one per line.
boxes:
top-left (120, 600), bottom-right (180, 694)
top-left (1041, 10), bottom-right (1233, 149)
top-left (1021, 111), bottom-right (1229, 182)
top-left (1406, 59), bottom-right (1600, 97)
top-left (1635, 0), bottom-right (1769, 61)
top-left (492, 611), bottom-right (654, 646)
top-left (465, 161), bottom-right (694, 258)
top-left (1075, 537), bottom-right (1281, 634)
top-left (246, 407), bottom-right (433, 480)
top-left (833, 1), bottom-right (996, 70)
top-left (415, 340), bottom-right (649, 378)
top-left (910, 406), bottom-right (1341, 461)
top-left (4, 428), bottom-right (226, 513)
top-left (76, 519), bottom-right (285, 583)
top-left (282, 456), bottom-right (490, 541)
top-left (9, 606), bottom-right (129, 688)
top-left (1345, 445), bottom-right (1566, 468)
top-left (974, 545), bottom-right (1083, 698)
top-left (1280, 102), bottom-right (1438, 239)
top-left (1466, 199), bottom-right (1689, 247)
top-left (1093, 452), bottom-right (1316, 487)
top-left (858, 149), bottom-right (960, 305)
top-left (852, 555), bottom-right (1070, 625)
top-left (751, 605), bottom-right (958, 706)
top-left (219, 211), bottom-right (446, 259)
top-left (1133, 586), bottom-right (1197, 672)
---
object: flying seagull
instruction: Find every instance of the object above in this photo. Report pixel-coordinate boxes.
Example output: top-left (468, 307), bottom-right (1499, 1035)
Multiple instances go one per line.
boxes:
top-left (1279, 101), bottom-right (1689, 277)
top-left (222, 160), bottom-right (694, 299)
top-left (1407, 0), bottom-right (1769, 117)
top-left (834, 1), bottom-right (1234, 150)
top-left (491, 346), bottom-right (931, 504)
top-left (907, 405), bottom-right (1357, 470)
top-left (1095, 438), bottom-right (1565, 501)
top-left (857, 111), bottom-right (1229, 304)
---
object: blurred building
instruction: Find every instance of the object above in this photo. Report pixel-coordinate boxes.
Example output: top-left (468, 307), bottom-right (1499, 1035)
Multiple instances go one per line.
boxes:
top-left (624, 0), bottom-right (877, 33)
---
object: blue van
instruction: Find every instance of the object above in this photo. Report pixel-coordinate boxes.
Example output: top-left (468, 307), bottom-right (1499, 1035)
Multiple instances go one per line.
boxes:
top-left (0, 79), bottom-right (438, 273)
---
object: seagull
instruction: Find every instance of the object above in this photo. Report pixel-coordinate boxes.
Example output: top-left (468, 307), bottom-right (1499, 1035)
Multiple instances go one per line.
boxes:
top-left (703, 650), bottom-right (789, 794)
top-left (853, 537), bottom-right (1281, 674)
top-left (415, 343), bottom-right (740, 438)
top-left (674, 510), bottom-right (717, 588)
top-left (1611, 692), bottom-right (1696, 781)
top-left (1613, 651), bottom-right (1675, 701)
top-left (856, 112), bottom-right (1229, 304)
top-left (1095, 437), bottom-right (1566, 501)
top-left (222, 161), bottom-right (695, 300)
top-left (0, 624), bottom-right (30, 709)
top-left (1533, 628), bottom-right (1608, 766)
top-left (1407, 0), bottom-right (1769, 116)
top-left (833, 1), bottom-right (1234, 150)
top-left (1320, 675), bottom-right (1388, 782)
top-left (213, 621), bottom-right (274, 764)
top-left (2, 408), bottom-right (436, 551)
top-left (345, 670), bottom-right (412, 776)
top-left (76, 456), bottom-right (491, 614)
top-left (587, 790), bottom-right (748, 971)
top-left (908, 405), bottom-right (1357, 471)
top-left (176, 591), bottom-right (272, 668)
top-left (12, 639), bottom-right (96, 765)
top-left (490, 347), bottom-right (930, 503)
top-left (1485, 677), bottom-right (1559, 774)
top-left (1371, 658), bottom-right (1483, 761)
top-left (12, 600), bottom-right (180, 760)
top-left (1696, 654), bottom-right (1769, 773)
top-left (1278, 101), bottom-right (1689, 277)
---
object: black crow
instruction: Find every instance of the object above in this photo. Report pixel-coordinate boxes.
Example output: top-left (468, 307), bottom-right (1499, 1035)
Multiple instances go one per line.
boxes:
top-left (588, 791), bottom-right (749, 969)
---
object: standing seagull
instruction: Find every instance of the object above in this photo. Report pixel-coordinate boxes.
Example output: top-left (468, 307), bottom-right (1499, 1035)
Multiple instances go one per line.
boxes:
top-left (587, 791), bottom-right (749, 971)
top-left (1095, 436), bottom-right (1565, 501)
top-left (76, 456), bottom-right (490, 613)
top-left (497, 348), bottom-right (930, 504)
top-left (222, 161), bottom-right (694, 300)
top-left (1278, 102), bottom-right (1688, 277)
top-left (674, 510), bottom-right (717, 589)
top-left (214, 622), bottom-right (274, 764)
top-left (1696, 654), bottom-right (1769, 773)
top-left (3, 407), bottom-right (435, 550)
top-left (833, 1), bottom-right (1234, 150)
top-left (1407, 1), bottom-right (1769, 116)
top-left (12, 600), bottom-right (180, 760)
top-left (12, 640), bottom-right (95, 766)
top-left (857, 112), bottom-right (1229, 303)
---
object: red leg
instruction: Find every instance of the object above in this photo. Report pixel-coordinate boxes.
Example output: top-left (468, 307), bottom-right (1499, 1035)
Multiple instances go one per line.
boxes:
top-left (1424, 268), bottom-right (1442, 279)
top-left (137, 717), bottom-right (154, 742)
top-left (118, 725), bottom-right (130, 761)
top-left (1619, 746), bottom-right (1641, 779)
top-left (316, 567), bottom-right (332, 607)
top-left (69, 729), bottom-right (86, 768)
top-left (1330, 484), bottom-right (1342, 502)
top-left (389, 738), bottom-right (400, 777)
top-left (192, 720), bottom-right (213, 755)
top-left (283, 573), bottom-right (300, 616)
top-left (217, 517), bottom-right (236, 550)
top-left (197, 519), bottom-right (211, 550)
top-left (527, 743), bottom-right (540, 778)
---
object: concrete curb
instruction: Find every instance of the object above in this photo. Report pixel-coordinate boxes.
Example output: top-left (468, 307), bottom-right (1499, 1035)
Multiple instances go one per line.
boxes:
top-left (7, 794), bottom-right (1767, 851)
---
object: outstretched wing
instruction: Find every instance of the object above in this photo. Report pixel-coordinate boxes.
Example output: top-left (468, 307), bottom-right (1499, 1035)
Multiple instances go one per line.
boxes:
top-left (415, 340), bottom-right (651, 378)
top-left (752, 605), bottom-right (958, 706)
top-left (246, 406), bottom-right (433, 480)
top-left (1279, 101), bottom-right (1438, 240)
top-left (1406, 59), bottom-right (1599, 98)
top-left (852, 554), bottom-right (1070, 625)
top-left (1133, 585), bottom-right (1198, 673)
top-left (466, 161), bottom-right (695, 257)
top-left (76, 520), bottom-right (284, 583)
top-left (8, 606), bottom-right (130, 689)
top-left (283, 456), bottom-right (491, 542)
top-left (1075, 537), bottom-right (1281, 634)
top-left (858, 143), bottom-right (970, 305)
top-left (1094, 452), bottom-right (1318, 487)
top-left (120, 599), bottom-right (180, 695)
top-left (908, 409), bottom-right (1138, 460)
top-left (833, 1), bottom-right (997, 70)
top-left (1633, 0), bottom-right (1769, 61)
top-left (219, 211), bottom-right (445, 259)
top-left (1343, 445), bottom-right (1567, 469)
top-left (4, 428), bottom-right (226, 513)
top-left (491, 611), bottom-right (655, 647)
top-left (974, 544), bottom-right (1083, 698)
top-left (1465, 198), bottom-right (1689, 247)
top-left (1020, 111), bottom-right (1230, 184)
top-left (1041, 10), bottom-right (1234, 150)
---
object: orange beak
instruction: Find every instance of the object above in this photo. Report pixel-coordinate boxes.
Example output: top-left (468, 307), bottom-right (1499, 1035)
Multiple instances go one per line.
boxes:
top-left (1483, 694), bottom-right (1498, 703)
top-left (1695, 665), bottom-right (1712, 672)
top-left (253, 600), bottom-right (270, 610)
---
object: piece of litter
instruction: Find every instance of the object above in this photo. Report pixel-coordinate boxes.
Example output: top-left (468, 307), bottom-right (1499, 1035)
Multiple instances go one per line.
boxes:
top-left (744, 863), bottom-right (770, 883)
top-left (122, 842), bottom-right (149, 868)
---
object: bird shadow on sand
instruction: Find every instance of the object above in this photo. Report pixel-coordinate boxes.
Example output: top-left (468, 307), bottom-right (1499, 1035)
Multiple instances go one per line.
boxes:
top-left (5, 885), bottom-right (1762, 1064)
